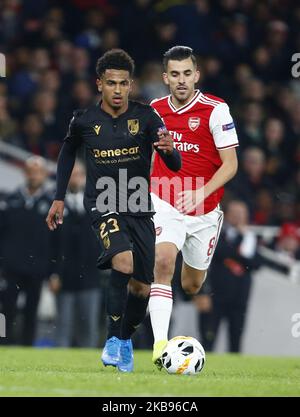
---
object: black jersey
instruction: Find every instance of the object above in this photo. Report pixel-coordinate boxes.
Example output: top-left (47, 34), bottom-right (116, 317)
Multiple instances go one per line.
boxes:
top-left (56, 100), bottom-right (181, 216)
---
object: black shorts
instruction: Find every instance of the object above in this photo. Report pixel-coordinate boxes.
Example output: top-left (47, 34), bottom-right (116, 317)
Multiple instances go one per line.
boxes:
top-left (91, 212), bottom-right (155, 284)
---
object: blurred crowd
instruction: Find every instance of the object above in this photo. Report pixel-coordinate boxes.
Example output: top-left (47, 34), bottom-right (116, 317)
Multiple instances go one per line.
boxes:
top-left (1, 0), bottom-right (300, 351)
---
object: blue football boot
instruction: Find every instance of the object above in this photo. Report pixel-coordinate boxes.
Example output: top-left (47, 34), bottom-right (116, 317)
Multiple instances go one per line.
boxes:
top-left (101, 336), bottom-right (121, 367)
top-left (117, 339), bottom-right (134, 373)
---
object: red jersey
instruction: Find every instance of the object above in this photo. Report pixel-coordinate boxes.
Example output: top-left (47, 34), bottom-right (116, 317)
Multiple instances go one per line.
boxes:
top-left (151, 90), bottom-right (239, 215)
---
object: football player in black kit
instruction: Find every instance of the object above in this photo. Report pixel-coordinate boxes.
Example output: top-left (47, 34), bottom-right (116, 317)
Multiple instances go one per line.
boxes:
top-left (46, 49), bottom-right (181, 372)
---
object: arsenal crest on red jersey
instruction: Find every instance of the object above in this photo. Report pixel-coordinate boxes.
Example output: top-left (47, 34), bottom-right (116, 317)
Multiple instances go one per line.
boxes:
top-left (188, 117), bottom-right (200, 131)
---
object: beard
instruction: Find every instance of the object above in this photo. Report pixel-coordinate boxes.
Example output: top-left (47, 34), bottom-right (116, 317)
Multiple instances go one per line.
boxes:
top-left (173, 88), bottom-right (193, 103)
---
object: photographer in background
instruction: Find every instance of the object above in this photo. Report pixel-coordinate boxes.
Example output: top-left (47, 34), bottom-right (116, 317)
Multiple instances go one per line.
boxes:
top-left (0, 156), bottom-right (53, 345)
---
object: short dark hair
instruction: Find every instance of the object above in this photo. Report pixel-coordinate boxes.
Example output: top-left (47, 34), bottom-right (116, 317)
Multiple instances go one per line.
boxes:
top-left (96, 49), bottom-right (135, 78)
top-left (163, 46), bottom-right (197, 71)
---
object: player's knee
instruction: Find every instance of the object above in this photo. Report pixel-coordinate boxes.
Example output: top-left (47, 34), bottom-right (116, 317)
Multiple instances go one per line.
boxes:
top-left (113, 263), bottom-right (133, 275)
top-left (129, 280), bottom-right (150, 298)
top-left (155, 253), bottom-right (176, 279)
top-left (112, 253), bottom-right (134, 275)
top-left (182, 281), bottom-right (202, 296)
top-left (112, 259), bottom-right (133, 275)
top-left (181, 269), bottom-right (207, 295)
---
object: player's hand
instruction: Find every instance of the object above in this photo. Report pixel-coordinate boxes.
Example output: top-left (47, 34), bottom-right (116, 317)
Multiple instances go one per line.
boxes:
top-left (154, 127), bottom-right (174, 155)
top-left (175, 189), bottom-right (205, 214)
top-left (46, 200), bottom-right (64, 231)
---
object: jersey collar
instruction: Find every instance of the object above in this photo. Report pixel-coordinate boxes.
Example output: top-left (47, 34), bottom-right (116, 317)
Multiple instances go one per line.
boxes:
top-left (167, 89), bottom-right (201, 114)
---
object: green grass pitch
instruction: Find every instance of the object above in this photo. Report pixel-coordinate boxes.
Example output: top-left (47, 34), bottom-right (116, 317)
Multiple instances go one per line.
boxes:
top-left (0, 347), bottom-right (299, 397)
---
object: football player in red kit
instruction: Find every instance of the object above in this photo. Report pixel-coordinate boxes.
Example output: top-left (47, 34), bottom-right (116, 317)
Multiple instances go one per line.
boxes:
top-left (149, 46), bottom-right (239, 368)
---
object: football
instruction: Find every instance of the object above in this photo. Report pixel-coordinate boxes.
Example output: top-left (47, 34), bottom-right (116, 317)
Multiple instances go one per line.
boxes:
top-left (161, 336), bottom-right (206, 375)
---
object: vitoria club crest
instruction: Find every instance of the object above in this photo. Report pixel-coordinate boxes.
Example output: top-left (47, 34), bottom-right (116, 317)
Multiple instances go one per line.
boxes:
top-left (127, 119), bottom-right (139, 135)
top-left (188, 117), bottom-right (200, 131)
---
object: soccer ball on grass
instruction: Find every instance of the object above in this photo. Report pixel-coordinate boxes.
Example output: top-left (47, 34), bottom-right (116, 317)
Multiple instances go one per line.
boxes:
top-left (161, 336), bottom-right (205, 375)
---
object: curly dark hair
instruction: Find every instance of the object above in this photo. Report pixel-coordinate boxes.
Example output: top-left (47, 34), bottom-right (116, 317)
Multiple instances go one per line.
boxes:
top-left (163, 46), bottom-right (197, 71)
top-left (96, 49), bottom-right (135, 78)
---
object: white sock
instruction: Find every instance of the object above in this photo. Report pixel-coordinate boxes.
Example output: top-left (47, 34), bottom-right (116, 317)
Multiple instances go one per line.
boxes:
top-left (149, 284), bottom-right (173, 343)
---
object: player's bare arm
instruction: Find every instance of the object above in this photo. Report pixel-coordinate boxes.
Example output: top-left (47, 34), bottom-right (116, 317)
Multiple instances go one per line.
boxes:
top-left (176, 147), bottom-right (238, 214)
top-left (204, 146), bottom-right (238, 196)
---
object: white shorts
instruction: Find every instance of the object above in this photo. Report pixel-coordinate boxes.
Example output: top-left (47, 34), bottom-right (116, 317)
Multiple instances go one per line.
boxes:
top-left (151, 192), bottom-right (224, 270)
